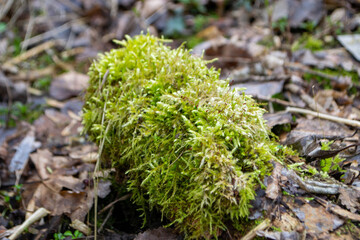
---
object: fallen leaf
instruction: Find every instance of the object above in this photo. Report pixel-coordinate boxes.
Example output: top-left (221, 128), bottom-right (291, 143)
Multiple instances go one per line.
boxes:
top-left (272, 0), bottom-right (325, 28)
top-left (337, 34), bottom-right (360, 62)
top-left (231, 80), bottom-right (285, 99)
top-left (338, 187), bottom-right (360, 213)
top-left (285, 196), bottom-right (344, 235)
top-left (264, 111), bottom-right (293, 129)
top-left (285, 118), bottom-right (354, 146)
top-left (49, 72), bottom-right (89, 101)
top-left (266, 161), bottom-right (283, 200)
top-left (25, 149), bottom-right (111, 222)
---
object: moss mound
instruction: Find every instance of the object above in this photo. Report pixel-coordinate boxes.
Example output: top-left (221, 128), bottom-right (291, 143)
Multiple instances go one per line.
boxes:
top-left (83, 34), bottom-right (284, 239)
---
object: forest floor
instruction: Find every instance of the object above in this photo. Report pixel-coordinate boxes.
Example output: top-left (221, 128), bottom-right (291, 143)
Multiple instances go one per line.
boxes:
top-left (2, 0), bottom-right (360, 239)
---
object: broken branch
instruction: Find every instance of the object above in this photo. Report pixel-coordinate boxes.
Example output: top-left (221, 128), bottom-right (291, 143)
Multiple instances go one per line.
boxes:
top-left (286, 106), bottom-right (360, 128)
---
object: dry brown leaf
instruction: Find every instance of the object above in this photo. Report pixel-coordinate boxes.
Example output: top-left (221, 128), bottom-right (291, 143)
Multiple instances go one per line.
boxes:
top-left (266, 161), bottom-right (283, 200)
top-left (49, 72), bottom-right (89, 101)
top-left (25, 148), bottom-right (110, 221)
top-left (285, 118), bottom-right (354, 146)
top-left (264, 111), bottom-right (293, 129)
top-left (285, 196), bottom-right (344, 235)
top-left (339, 187), bottom-right (360, 213)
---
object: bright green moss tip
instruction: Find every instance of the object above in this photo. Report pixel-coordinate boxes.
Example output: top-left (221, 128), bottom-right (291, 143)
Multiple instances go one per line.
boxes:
top-left (83, 34), bottom-right (285, 239)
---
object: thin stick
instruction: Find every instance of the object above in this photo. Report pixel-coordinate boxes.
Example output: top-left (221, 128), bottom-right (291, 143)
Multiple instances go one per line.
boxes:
top-left (253, 96), bottom-right (298, 107)
top-left (21, 18), bottom-right (86, 47)
top-left (286, 106), bottom-right (360, 128)
top-left (8, 1), bottom-right (26, 28)
top-left (284, 62), bottom-right (351, 85)
top-left (93, 91), bottom-right (110, 240)
top-left (10, 66), bottom-right (55, 82)
top-left (9, 208), bottom-right (50, 240)
top-left (4, 40), bottom-right (58, 67)
top-left (20, 21), bottom-right (70, 47)
top-left (229, 75), bottom-right (290, 85)
top-left (51, 54), bottom-right (74, 71)
top-left (0, 0), bottom-right (14, 21)
top-left (22, 4), bottom-right (35, 52)
top-left (98, 206), bottom-right (113, 233)
top-left (203, 56), bottom-right (255, 64)
top-left (241, 218), bottom-right (271, 240)
top-left (98, 194), bottom-right (131, 215)
top-left (285, 83), bottom-right (327, 114)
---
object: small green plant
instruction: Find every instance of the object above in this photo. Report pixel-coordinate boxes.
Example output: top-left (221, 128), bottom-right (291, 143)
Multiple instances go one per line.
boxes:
top-left (0, 184), bottom-right (23, 213)
top-left (258, 35), bottom-right (275, 48)
top-left (193, 15), bottom-right (208, 32)
top-left (272, 17), bottom-right (288, 33)
top-left (54, 230), bottom-right (83, 240)
top-left (307, 166), bottom-right (319, 176)
top-left (0, 102), bottom-right (44, 127)
top-left (1, 191), bottom-right (11, 208)
top-left (303, 67), bottom-right (358, 89)
top-left (38, 54), bottom-right (54, 68)
top-left (326, 16), bottom-right (345, 35)
top-left (304, 36), bottom-right (323, 51)
top-left (271, 226), bottom-right (282, 232)
top-left (319, 141), bottom-right (344, 173)
top-left (33, 76), bottom-right (52, 91)
top-left (300, 21), bottom-right (317, 32)
top-left (185, 36), bottom-right (203, 49)
top-left (12, 36), bottom-right (22, 56)
top-left (291, 34), bottom-right (324, 52)
top-left (304, 197), bottom-right (314, 201)
top-left (13, 184), bottom-right (22, 202)
top-left (83, 34), bottom-right (291, 239)
top-left (193, 15), bottom-right (217, 32)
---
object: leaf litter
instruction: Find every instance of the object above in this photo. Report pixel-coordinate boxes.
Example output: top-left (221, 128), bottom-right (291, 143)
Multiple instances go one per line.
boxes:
top-left (1, 0), bottom-right (360, 239)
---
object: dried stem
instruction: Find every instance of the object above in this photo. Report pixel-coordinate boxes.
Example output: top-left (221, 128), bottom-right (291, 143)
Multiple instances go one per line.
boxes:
top-left (286, 106), bottom-right (360, 128)
top-left (9, 208), bottom-right (50, 240)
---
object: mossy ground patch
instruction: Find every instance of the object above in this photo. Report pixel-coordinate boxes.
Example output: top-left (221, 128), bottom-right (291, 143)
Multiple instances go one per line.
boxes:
top-left (82, 34), bottom-right (289, 239)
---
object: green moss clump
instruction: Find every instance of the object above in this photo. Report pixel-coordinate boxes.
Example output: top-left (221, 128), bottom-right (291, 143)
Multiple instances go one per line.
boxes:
top-left (82, 34), bottom-right (285, 239)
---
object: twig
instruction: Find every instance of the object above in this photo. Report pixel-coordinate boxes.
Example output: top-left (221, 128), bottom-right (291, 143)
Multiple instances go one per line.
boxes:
top-left (98, 206), bottom-right (114, 233)
top-left (70, 219), bottom-right (92, 236)
top-left (8, 0), bottom-right (27, 28)
top-left (93, 93), bottom-right (111, 240)
top-left (22, 4), bottom-right (35, 52)
top-left (3, 40), bottom-right (59, 67)
top-left (203, 55), bottom-right (255, 64)
top-left (285, 84), bottom-right (327, 113)
top-left (3, 72), bottom-right (13, 128)
top-left (51, 54), bottom-right (74, 71)
top-left (60, 47), bottom-right (85, 58)
top-left (0, 0), bottom-right (14, 21)
top-left (9, 65), bottom-right (55, 82)
top-left (20, 19), bottom-right (78, 47)
top-left (145, 5), bottom-right (168, 25)
top-left (253, 96), bottom-right (298, 107)
top-left (241, 218), bottom-right (271, 240)
top-left (286, 106), bottom-right (360, 128)
top-left (286, 170), bottom-right (340, 194)
top-left (315, 197), bottom-right (360, 222)
top-left (98, 194), bottom-right (131, 215)
top-left (284, 62), bottom-right (351, 87)
top-left (110, 0), bottom-right (118, 19)
top-left (99, 69), bottom-right (110, 92)
top-left (229, 75), bottom-right (290, 85)
top-left (9, 208), bottom-right (50, 240)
